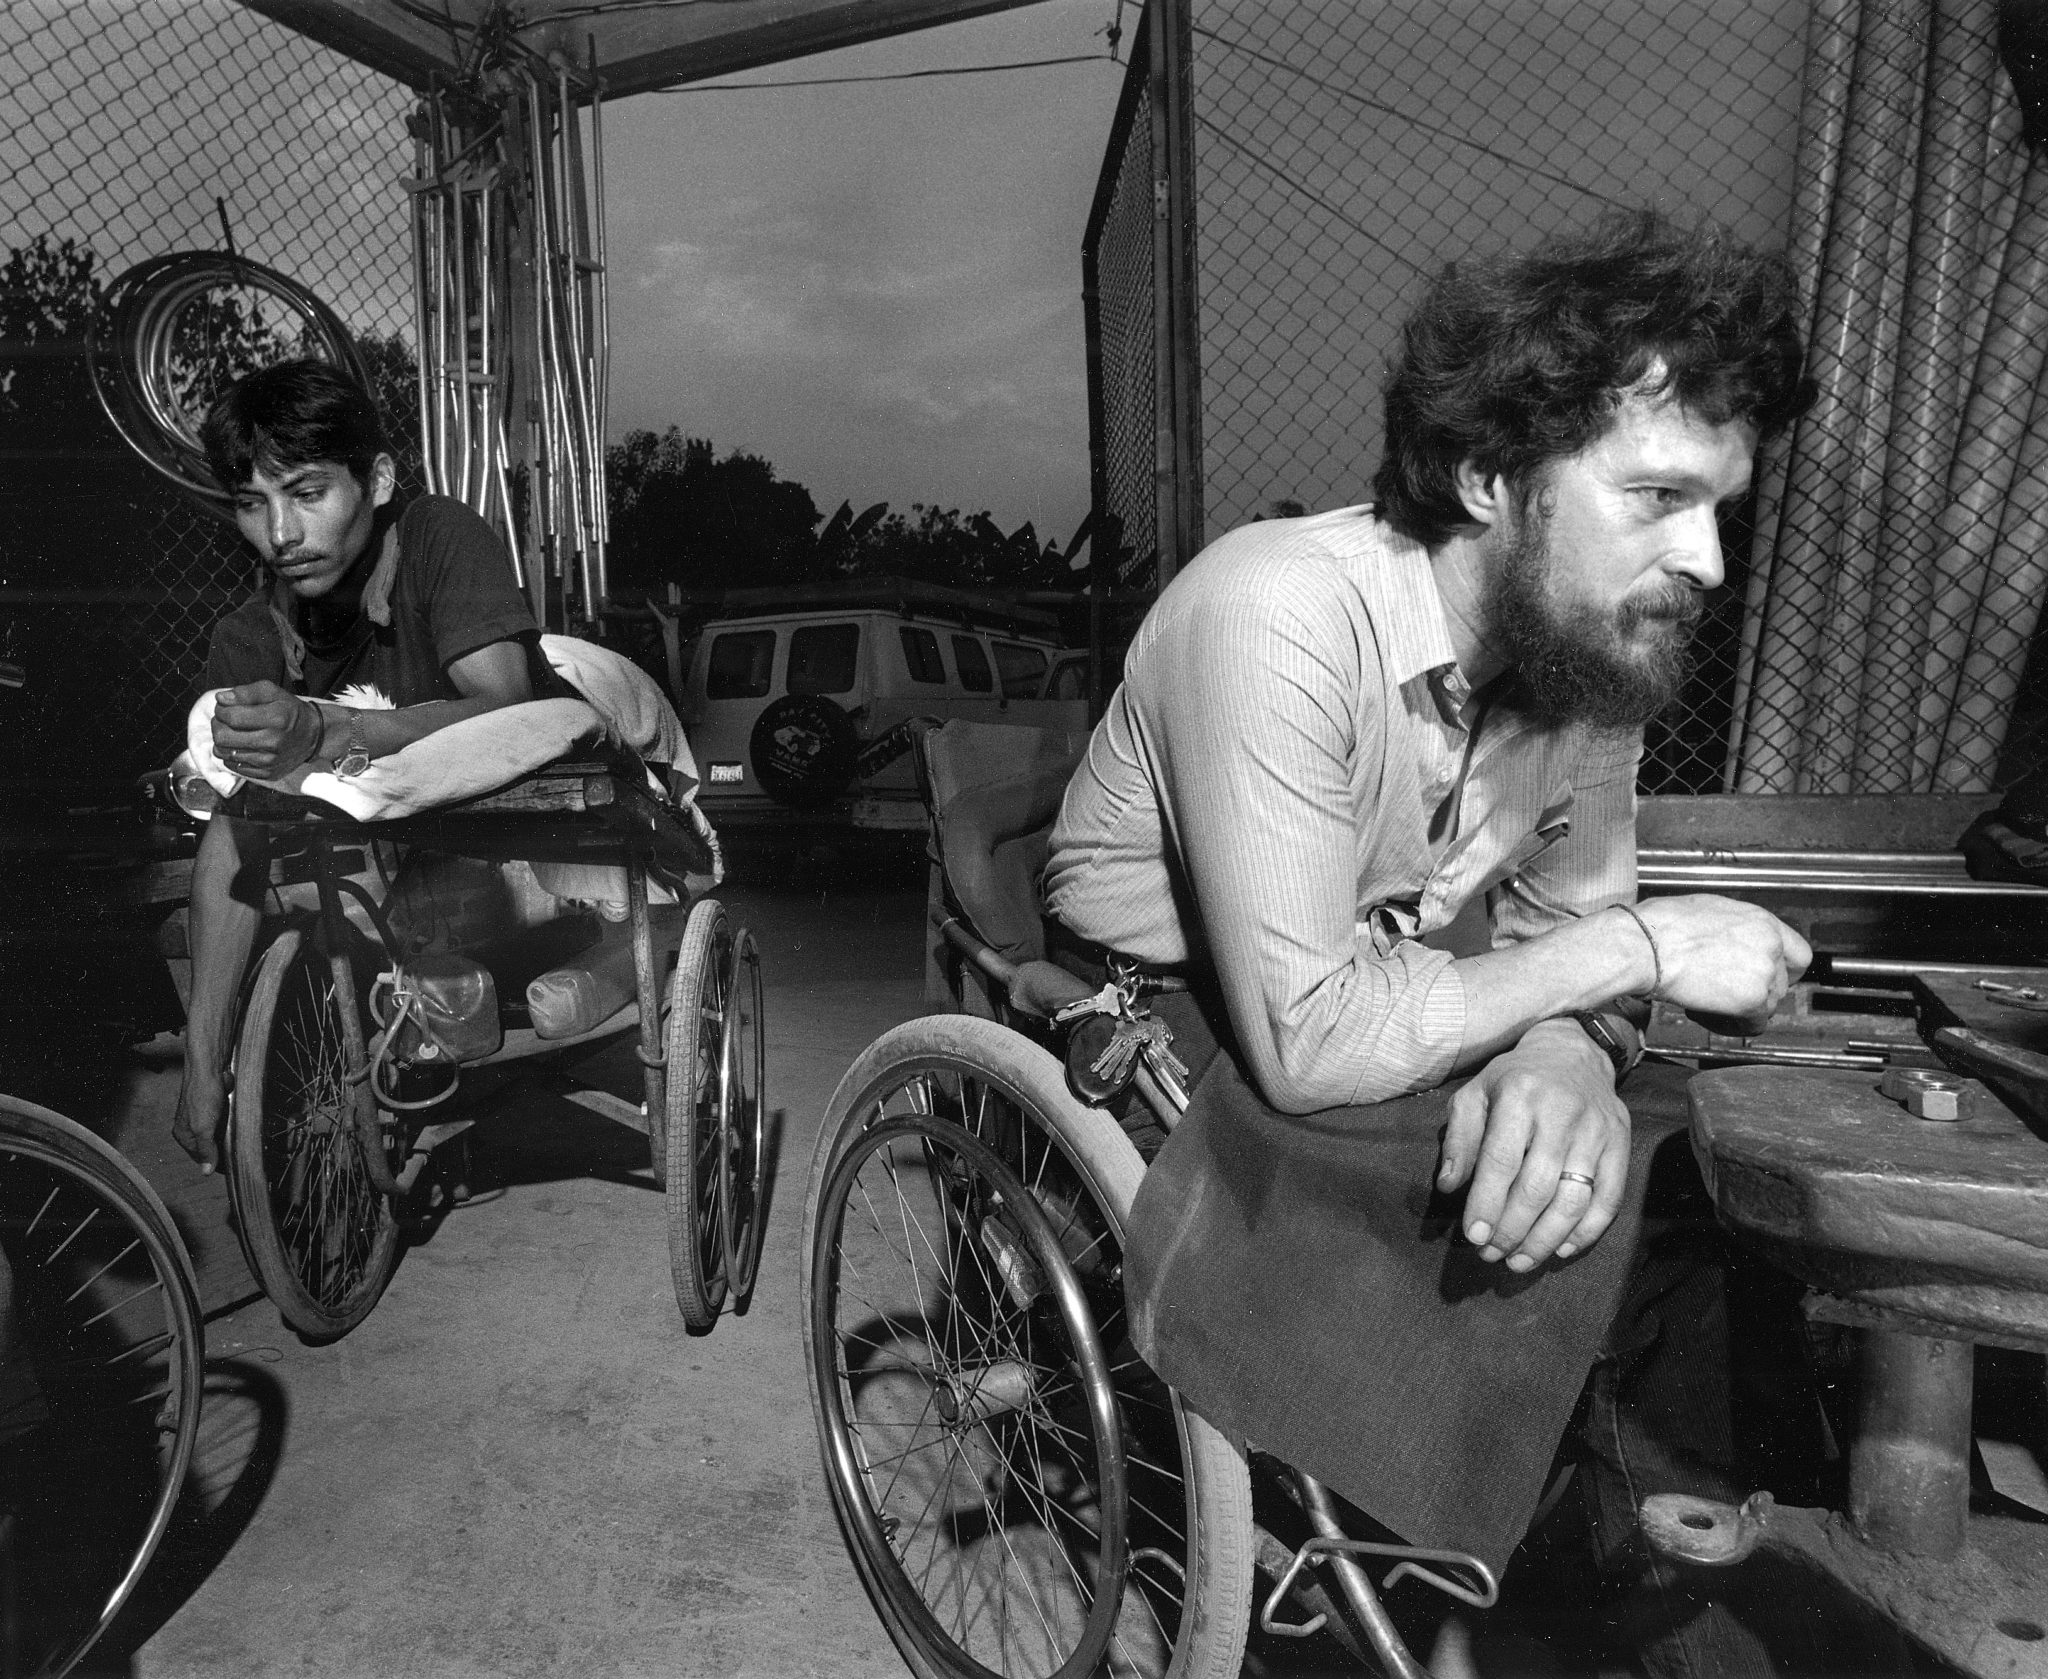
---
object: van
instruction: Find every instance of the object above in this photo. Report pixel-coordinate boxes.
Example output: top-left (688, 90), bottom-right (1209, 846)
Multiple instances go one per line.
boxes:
top-left (680, 578), bottom-right (1088, 832)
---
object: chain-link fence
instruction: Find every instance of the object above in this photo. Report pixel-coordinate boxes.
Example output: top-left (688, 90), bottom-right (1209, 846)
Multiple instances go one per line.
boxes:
top-left (1083, 39), bottom-right (1158, 599)
top-left (1, 0), bottom-right (416, 788)
top-left (1087, 0), bottom-right (2048, 796)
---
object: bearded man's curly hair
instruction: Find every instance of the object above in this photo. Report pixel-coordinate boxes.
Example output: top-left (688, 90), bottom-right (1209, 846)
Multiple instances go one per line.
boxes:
top-left (1371, 210), bottom-right (1815, 547)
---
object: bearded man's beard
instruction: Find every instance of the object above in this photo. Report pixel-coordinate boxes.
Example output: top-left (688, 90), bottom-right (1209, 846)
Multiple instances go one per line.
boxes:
top-left (1488, 503), bottom-right (1703, 728)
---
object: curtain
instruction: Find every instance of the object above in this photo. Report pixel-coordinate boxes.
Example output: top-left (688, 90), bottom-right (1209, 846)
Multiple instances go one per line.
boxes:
top-left (1728, 0), bottom-right (2048, 793)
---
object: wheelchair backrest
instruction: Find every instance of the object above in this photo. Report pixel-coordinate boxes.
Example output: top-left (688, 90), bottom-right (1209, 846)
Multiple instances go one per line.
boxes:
top-left (912, 719), bottom-right (1090, 1004)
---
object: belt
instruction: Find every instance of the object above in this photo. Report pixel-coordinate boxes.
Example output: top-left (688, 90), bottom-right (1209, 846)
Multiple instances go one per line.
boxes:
top-left (1041, 916), bottom-right (1198, 995)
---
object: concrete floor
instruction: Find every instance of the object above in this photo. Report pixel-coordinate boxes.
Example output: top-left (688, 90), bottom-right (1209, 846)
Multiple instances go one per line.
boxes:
top-left (82, 873), bottom-right (931, 1679)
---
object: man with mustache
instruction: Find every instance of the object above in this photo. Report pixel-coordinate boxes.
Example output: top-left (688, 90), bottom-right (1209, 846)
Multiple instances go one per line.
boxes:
top-left (1044, 212), bottom-right (1832, 1672)
top-left (170, 359), bottom-right (547, 1171)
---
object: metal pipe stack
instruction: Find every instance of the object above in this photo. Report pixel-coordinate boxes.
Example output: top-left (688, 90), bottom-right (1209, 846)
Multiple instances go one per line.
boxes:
top-left (407, 50), bottom-right (609, 632)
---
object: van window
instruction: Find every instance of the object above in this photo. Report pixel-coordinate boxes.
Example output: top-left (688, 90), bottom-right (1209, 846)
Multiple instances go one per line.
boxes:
top-left (788, 623), bottom-right (860, 695)
top-left (1045, 656), bottom-right (1088, 702)
top-left (951, 635), bottom-right (994, 693)
top-left (898, 626), bottom-right (946, 685)
top-left (707, 630), bottom-right (776, 699)
top-left (993, 642), bottom-right (1048, 697)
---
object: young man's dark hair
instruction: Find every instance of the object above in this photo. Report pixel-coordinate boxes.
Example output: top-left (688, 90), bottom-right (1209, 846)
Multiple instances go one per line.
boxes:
top-left (1372, 209), bottom-right (1816, 548)
top-left (198, 358), bottom-right (388, 490)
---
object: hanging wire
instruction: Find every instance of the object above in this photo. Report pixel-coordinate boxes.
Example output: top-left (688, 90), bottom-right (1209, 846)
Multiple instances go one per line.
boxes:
top-left (658, 54), bottom-right (1113, 91)
top-left (1190, 23), bottom-right (1630, 212)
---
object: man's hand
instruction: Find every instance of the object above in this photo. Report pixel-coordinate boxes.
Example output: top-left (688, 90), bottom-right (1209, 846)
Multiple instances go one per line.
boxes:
top-left (1437, 1020), bottom-right (1630, 1272)
top-left (212, 681), bottom-right (324, 780)
top-left (1629, 895), bottom-right (1811, 1024)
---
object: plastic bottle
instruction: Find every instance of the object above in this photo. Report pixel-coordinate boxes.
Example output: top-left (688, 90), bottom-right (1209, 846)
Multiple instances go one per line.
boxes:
top-left (526, 905), bottom-right (687, 1039)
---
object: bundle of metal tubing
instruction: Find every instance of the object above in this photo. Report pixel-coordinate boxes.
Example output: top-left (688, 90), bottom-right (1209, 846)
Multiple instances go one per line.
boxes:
top-left (408, 48), bottom-right (609, 629)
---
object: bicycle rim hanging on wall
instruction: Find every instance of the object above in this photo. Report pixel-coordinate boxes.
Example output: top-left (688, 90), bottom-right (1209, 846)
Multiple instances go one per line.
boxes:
top-left (87, 250), bottom-right (371, 515)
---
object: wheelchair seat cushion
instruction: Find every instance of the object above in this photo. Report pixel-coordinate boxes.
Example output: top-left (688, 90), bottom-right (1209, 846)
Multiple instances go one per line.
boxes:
top-left (1123, 1042), bottom-right (1693, 1575)
top-left (919, 720), bottom-right (1090, 965)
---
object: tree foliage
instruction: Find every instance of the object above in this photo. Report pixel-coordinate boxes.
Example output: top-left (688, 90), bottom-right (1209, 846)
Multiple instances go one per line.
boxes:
top-left (0, 234), bottom-right (105, 449)
top-left (607, 428), bottom-right (824, 592)
top-left (606, 424), bottom-right (1083, 597)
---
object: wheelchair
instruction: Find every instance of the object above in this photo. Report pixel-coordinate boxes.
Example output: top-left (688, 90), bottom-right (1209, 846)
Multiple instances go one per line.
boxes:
top-left (160, 744), bottom-right (765, 1343)
top-left (800, 721), bottom-right (1498, 1679)
top-left (0, 1094), bottom-right (205, 1678)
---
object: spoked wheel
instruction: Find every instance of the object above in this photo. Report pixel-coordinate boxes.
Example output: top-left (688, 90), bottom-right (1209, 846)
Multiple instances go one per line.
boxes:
top-left (665, 898), bottom-right (733, 1330)
top-left (0, 1095), bottom-right (204, 1679)
top-left (228, 924), bottom-right (401, 1341)
top-left (803, 1015), bottom-right (1253, 1679)
top-left (716, 928), bottom-right (767, 1309)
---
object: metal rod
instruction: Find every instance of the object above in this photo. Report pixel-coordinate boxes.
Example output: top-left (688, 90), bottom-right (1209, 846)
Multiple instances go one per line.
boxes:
top-left (1637, 848), bottom-right (1976, 868)
top-left (409, 100), bottom-right (436, 494)
top-left (591, 36), bottom-right (612, 595)
top-left (1849, 1329), bottom-right (1973, 1558)
top-left (1639, 869), bottom-right (2047, 897)
top-left (1291, 1471), bottom-right (1430, 1679)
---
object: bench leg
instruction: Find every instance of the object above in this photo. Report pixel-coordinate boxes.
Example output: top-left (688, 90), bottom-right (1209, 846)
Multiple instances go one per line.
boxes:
top-left (1849, 1328), bottom-right (1973, 1558)
top-left (627, 863), bottom-right (665, 1125)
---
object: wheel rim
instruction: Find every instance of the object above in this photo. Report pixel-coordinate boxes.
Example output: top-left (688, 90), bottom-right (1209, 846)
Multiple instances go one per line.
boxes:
top-left (813, 1087), bottom-right (1154, 1679)
top-left (239, 935), bottom-right (397, 1330)
top-left (0, 1120), bottom-right (202, 1678)
top-left (717, 931), bottom-right (766, 1303)
top-left (687, 923), bottom-right (733, 1308)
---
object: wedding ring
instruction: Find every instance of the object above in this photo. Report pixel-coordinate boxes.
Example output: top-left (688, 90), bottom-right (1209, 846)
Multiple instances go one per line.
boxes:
top-left (1558, 1171), bottom-right (1596, 1187)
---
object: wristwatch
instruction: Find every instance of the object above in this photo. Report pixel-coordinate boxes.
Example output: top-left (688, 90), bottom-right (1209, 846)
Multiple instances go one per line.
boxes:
top-left (1569, 1009), bottom-right (1639, 1083)
top-left (333, 713), bottom-right (372, 779)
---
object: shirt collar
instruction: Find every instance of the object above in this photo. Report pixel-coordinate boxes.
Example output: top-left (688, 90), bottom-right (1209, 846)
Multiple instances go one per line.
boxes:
top-left (1354, 511), bottom-right (1467, 719)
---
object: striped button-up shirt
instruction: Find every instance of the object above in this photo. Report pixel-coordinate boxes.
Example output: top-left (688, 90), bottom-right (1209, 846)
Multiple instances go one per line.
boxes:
top-left (1043, 507), bottom-right (1641, 1113)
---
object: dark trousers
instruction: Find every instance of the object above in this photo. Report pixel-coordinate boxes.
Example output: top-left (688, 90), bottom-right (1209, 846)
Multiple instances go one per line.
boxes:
top-left (1117, 984), bottom-right (1902, 1675)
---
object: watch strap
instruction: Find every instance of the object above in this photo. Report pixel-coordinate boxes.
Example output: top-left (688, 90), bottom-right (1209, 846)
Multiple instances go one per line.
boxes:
top-left (1569, 1008), bottom-right (1640, 1083)
top-left (333, 713), bottom-right (372, 778)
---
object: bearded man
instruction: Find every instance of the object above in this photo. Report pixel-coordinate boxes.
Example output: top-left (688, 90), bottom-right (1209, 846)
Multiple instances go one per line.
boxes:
top-left (1043, 213), bottom-right (1835, 1673)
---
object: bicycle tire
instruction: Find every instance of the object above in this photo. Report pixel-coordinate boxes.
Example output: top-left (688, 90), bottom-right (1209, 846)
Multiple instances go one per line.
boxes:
top-left (228, 925), bottom-right (401, 1340)
top-left (0, 1094), bottom-right (203, 1679)
top-left (716, 928), bottom-right (767, 1309)
top-left (664, 898), bottom-right (731, 1330)
top-left (802, 1014), bottom-right (1254, 1679)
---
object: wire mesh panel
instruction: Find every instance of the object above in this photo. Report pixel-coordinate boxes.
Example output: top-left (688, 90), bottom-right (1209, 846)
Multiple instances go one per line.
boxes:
top-left (1084, 35), bottom-right (1161, 595)
top-left (1091, 0), bottom-right (2048, 794)
top-left (1187, 0), bottom-right (1808, 793)
top-left (0, 1), bottom-right (417, 785)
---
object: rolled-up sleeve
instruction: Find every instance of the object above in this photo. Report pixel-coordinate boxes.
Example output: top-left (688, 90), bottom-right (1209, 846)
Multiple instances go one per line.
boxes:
top-left (1133, 577), bottom-right (1466, 1114)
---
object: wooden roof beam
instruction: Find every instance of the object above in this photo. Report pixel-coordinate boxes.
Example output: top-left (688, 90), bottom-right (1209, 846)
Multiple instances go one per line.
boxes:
top-left (526, 0), bottom-right (1052, 100)
top-left (235, 0), bottom-right (467, 88)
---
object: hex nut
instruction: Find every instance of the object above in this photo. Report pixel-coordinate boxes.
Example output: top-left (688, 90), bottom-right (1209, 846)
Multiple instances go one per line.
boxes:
top-left (1878, 1067), bottom-right (1973, 1122)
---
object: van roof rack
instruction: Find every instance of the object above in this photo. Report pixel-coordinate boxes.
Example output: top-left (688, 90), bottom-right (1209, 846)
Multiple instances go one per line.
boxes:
top-left (715, 575), bottom-right (1065, 636)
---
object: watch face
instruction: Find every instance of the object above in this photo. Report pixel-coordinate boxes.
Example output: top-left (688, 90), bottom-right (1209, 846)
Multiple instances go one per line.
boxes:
top-left (335, 749), bottom-right (372, 778)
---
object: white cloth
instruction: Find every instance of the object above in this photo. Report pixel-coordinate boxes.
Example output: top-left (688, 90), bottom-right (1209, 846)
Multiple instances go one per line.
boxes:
top-left (185, 636), bottom-right (706, 832)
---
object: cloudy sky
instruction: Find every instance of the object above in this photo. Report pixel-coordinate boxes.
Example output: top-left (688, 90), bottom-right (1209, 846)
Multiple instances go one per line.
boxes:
top-left (601, 0), bottom-right (1129, 545)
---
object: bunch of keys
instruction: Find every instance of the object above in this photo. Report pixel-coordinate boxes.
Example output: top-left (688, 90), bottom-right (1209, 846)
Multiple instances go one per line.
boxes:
top-left (1053, 966), bottom-right (1188, 1104)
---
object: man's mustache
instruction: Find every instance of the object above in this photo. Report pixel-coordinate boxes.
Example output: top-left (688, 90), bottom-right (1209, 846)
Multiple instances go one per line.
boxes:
top-left (1619, 586), bottom-right (1703, 630)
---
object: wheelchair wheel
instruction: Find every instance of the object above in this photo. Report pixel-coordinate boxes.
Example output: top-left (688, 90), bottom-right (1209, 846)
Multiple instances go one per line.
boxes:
top-left (664, 897), bottom-right (732, 1330)
top-left (228, 925), bottom-right (401, 1341)
top-left (716, 928), bottom-right (766, 1308)
top-left (0, 1094), bottom-right (203, 1679)
top-left (803, 1015), bottom-right (1253, 1679)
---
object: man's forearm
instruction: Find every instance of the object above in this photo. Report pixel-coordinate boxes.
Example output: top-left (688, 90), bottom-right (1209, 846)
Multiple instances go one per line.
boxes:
top-left (1450, 904), bottom-right (1658, 1072)
top-left (307, 695), bottom-right (513, 764)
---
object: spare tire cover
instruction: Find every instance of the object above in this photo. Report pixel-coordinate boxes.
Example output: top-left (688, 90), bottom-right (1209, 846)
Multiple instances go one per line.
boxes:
top-left (750, 694), bottom-right (860, 807)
